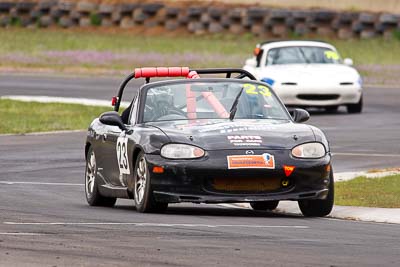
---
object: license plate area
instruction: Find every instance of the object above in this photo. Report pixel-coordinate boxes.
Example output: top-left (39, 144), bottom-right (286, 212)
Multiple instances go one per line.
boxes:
top-left (212, 177), bottom-right (281, 192)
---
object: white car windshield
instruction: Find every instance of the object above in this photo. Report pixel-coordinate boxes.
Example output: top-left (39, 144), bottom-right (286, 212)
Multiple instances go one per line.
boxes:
top-left (143, 81), bottom-right (290, 122)
top-left (266, 46), bottom-right (341, 65)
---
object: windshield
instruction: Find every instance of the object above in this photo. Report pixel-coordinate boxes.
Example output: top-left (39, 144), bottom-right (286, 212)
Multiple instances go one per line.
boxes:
top-left (142, 81), bottom-right (290, 122)
top-left (266, 46), bottom-right (341, 65)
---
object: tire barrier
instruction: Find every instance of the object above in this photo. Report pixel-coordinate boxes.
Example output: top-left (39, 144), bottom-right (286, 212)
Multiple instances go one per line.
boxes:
top-left (0, 1), bottom-right (399, 39)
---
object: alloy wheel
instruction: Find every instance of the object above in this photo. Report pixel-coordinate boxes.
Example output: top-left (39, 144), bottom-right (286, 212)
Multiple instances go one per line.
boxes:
top-left (85, 151), bottom-right (96, 197)
top-left (135, 157), bottom-right (147, 204)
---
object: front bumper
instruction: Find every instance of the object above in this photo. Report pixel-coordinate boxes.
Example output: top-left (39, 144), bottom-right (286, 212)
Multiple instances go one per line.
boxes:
top-left (275, 84), bottom-right (362, 107)
top-left (145, 149), bottom-right (331, 204)
top-left (153, 189), bottom-right (328, 204)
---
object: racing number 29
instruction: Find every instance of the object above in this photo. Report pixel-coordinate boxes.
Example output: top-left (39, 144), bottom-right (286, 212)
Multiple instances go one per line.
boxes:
top-left (244, 84), bottom-right (272, 97)
top-left (116, 136), bottom-right (130, 174)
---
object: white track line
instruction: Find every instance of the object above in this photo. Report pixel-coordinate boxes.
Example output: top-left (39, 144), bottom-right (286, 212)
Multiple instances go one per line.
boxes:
top-left (0, 232), bottom-right (47, 236)
top-left (0, 181), bottom-right (83, 186)
top-left (1, 95), bottom-right (130, 108)
top-left (0, 129), bottom-right (86, 137)
top-left (3, 222), bottom-right (308, 229)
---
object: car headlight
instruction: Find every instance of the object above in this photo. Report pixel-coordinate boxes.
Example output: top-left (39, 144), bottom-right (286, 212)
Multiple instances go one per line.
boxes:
top-left (291, 142), bottom-right (326, 158)
top-left (357, 77), bottom-right (363, 87)
top-left (161, 144), bottom-right (205, 159)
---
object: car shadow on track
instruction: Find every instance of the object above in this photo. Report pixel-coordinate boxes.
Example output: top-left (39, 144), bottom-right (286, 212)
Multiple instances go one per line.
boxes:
top-left (112, 204), bottom-right (302, 219)
top-left (167, 206), bottom-right (301, 219)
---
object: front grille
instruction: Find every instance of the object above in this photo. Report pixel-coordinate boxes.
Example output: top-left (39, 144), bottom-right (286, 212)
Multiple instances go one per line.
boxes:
top-left (297, 94), bottom-right (340, 101)
top-left (210, 177), bottom-right (283, 193)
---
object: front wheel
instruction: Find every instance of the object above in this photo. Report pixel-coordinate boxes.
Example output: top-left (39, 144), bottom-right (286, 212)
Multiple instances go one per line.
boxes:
top-left (298, 170), bottom-right (334, 217)
top-left (347, 96), bottom-right (363, 113)
top-left (250, 201), bottom-right (279, 211)
top-left (133, 152), bottom-right (168, 213)
top-left (85, 147), bottom-right (116, 207)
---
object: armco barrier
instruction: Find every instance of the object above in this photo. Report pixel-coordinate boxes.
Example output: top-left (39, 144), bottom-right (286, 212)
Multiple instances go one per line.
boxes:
top-left (0, 0), bottom-right (400, 39)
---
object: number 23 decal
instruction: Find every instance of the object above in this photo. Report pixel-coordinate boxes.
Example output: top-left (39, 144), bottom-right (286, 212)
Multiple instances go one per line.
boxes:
top-left (244, 84), bottom-right (272, 97)
top-left (116, 136), bottom-right (130, 174)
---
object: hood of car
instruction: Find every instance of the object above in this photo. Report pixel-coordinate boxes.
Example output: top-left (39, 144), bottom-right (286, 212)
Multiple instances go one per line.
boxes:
top-left (257, 64), bottom-right (360, 86)
top-left (147, 119), bottom-right (316, 150)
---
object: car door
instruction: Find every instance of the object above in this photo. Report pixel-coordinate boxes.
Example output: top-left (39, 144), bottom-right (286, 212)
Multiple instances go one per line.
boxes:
top-left (101, 94), bottom-right (139, 187)
top-left (98, 124), bottom-right (124, 186)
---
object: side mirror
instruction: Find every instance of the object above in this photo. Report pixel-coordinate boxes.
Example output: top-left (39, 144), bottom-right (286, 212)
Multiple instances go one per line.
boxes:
top-left (99, 111), bottom-right (127, 131)
top-left (343, 58), bottom-right (353, 66)
top-left (245, 58), bottom-right (257, 68)
top-left (292, 108), bottom-right (310, 123)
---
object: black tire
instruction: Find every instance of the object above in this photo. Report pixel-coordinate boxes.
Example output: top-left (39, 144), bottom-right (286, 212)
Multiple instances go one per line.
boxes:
top-left (133, 152), bottom-right (168, 213)
top-left (325, 105), bottom-right (338, 113)
top-left (298, 170), bottom-right (334, 217)
top-left (347, 96), bottom-right (363, 113)
top-left (250, 201), bottom-right (279, 211)
top-left (85, 147), bottom-right (117, 207)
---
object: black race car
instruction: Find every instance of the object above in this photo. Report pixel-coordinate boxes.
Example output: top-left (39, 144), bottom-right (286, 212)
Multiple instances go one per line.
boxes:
top-left (85, 67), bottom-right (334, 217)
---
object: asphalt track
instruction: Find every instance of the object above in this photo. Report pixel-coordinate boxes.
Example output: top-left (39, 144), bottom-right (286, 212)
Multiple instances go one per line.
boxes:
top-left (0, 74), bottom-right (400, 266)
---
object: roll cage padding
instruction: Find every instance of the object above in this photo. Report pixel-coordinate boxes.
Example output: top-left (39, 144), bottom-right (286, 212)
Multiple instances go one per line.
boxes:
top-left (185, 71), bottom-right (200, 120)
top-left (185, 70), bottom-right (229, 119)
top-left (134, 67), bottom-right (190, 79)
top-left (202, 92), bottom-right (229, 118)
top-left (113, 67), bottom-right (256, 112)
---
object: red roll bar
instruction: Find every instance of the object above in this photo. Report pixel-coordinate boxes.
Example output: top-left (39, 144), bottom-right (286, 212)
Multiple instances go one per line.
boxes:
top-left (134, 67), bottom-right (190, 79)
top-left (113, 67), bottom-right (256, 112)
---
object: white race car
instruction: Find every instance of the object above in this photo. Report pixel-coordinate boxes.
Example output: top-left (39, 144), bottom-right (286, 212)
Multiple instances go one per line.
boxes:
top-left (243, 40), bottom-right (363, 113)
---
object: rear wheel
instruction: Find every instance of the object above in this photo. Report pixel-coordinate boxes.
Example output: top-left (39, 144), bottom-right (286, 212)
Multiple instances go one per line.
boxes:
top-left (250, 201), bottom-right (279, 211)
top-left (134, 152), bottom-right (168, 213)
top-left (85, 147), bottom-right (116, 207)
top-left (298, 170), bottom-right (334, 217)
top-left (347, 96), bottom-right (363, 113)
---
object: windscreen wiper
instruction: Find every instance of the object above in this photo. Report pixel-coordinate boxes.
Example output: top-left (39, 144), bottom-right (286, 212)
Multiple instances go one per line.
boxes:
top-left (299, 47), bottom-right (310, 64)
top-left (229, 87), bottom-right (244, 121)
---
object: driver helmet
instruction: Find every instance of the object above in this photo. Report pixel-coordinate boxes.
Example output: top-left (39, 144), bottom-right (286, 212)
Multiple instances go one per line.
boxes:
top-left (147, 87), bottom-right (174, 107)
top-left (146, 87), bottom-right (175, 117)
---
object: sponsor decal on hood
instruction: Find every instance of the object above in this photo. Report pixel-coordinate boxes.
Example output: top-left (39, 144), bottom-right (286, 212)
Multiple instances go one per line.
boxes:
top-left (227, 135), bottom-right (263, 146)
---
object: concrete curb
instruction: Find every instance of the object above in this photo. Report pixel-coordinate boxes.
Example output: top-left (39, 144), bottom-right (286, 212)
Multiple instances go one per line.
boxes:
top-left (335, 169), bottom-right (400, 181)
top-left (234, 200), bottom-right (400, 224)
top-left (278, 202), bottom-right (400, 224)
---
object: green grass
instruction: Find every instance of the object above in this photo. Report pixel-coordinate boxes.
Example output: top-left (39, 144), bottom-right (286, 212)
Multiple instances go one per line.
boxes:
top-left (335, 175), bottom-right (400, 208)
top-left (0, 28), bottom-right (400, 70)
top-left (0, 28), bottom-right (251, 55)
top-left (0, 99), bottom-right (110, 134)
